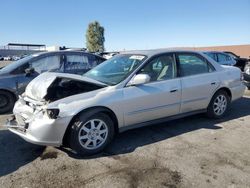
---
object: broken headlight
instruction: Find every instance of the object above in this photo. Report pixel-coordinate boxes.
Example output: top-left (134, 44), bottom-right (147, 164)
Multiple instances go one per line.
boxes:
top-left (245, 66), bottom-right (250, 75)
top-left (46, 109), bottom-right (60, 119)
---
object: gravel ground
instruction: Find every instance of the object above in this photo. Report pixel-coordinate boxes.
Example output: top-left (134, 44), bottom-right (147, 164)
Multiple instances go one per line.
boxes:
top-left (0, 90), bottom-right (249, 188)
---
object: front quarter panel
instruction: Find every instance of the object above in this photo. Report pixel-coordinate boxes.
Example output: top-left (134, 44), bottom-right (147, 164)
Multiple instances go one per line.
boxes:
top-left (48, 86), bottom-right (125, 128)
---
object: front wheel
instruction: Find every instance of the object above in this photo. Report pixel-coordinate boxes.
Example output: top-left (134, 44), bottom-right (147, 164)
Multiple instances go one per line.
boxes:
top-left (206, 90), bottom-right (230, 119)
top-left (69, 112), bottom-right (115, 156)
top-left (0, 90), bottom-right (15, 114)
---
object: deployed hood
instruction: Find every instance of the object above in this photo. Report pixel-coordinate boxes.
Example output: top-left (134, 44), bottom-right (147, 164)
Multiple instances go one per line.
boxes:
top-left (25, 72), bottom-right (107, 102)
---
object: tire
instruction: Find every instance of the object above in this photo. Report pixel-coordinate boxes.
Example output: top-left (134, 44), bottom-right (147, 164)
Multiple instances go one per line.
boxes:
top-left (206, 90), bottom-right (230, 119)
top-left (0, 90), bottom-right (15, 114)
top-left (69, 111), bottom-right (115, 156)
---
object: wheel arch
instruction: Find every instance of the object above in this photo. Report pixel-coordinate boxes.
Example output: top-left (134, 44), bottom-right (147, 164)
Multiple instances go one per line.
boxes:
top-left (62, 106), bottom-right (119, 146)
top-left (215, 87), bottom-right (232, 101)
top-left (0, 88), bottom-right (17, 100)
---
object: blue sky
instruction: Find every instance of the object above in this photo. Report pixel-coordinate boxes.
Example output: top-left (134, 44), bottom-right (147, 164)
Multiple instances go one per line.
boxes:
top-left (1, 0), bottom-right (250, 51)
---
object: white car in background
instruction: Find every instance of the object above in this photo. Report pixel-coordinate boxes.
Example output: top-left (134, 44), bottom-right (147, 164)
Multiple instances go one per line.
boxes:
top-left (3, 56), bottom-right (12, 61)
top-left (6, 50), bottom-right (245, 156)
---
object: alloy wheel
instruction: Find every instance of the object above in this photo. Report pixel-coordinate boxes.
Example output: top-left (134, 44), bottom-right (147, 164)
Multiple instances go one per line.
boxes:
top-left (213, 94), bottom-right (227, 116)
top-left (78, 119), bottom-right (108, 150)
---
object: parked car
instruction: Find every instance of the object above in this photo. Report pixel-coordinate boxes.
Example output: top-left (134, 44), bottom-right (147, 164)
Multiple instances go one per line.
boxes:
top-left (0, 51), bottom-right (105, 113)
top-left (12, 56), bottom-right (21, 61)
top-left (4, 56), bottom-right (12, 61)
top-left (243, 62), bottom-right (250, 89)
top-left (224, 51), bottom-right (249, 71)
top-left (0, 55), bottom-right (4, 61)
top-left (203, 51), bottom-right (237, 67)
top-left (6, 50), bottom-right (245, 156)
top-left (100, 52), bottom-right (119, 59)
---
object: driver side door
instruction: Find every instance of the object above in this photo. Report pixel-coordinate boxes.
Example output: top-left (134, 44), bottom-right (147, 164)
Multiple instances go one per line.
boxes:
top-left (122, 53), bottom-right (182, 126)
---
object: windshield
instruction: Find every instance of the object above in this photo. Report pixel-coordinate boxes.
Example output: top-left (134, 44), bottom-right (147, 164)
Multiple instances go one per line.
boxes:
top-left (84, 54), bottom-right (147, 85)
top-left (0, 55), bottom-right (34, 73)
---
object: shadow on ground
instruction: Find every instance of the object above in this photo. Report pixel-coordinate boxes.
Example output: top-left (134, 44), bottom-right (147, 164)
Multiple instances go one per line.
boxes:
top-left (0, 96), bottom-right (249, 175)
top-left (0, 130), bottom-right (45, 177)
top-left (61, 96), bottom-right (250, 159)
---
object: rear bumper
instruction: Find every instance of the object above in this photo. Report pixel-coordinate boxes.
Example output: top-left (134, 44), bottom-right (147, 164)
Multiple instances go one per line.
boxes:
top-left (230, 83), bottom-right (246, 101)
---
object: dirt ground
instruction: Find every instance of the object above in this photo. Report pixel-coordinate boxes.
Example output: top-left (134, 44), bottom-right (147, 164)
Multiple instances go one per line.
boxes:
top-left (0, 90), bottom-right (250, 188)
top-left (0, 61), bottom-right (12, 68)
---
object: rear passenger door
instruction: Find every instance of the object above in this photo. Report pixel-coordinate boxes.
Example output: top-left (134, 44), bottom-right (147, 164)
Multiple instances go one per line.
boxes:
top-left (176, 52), bottom-right (219, 113)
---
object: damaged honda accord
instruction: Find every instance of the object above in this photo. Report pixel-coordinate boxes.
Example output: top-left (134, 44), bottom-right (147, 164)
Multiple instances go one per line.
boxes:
top-left (6, 50), bottom-right (246, 156)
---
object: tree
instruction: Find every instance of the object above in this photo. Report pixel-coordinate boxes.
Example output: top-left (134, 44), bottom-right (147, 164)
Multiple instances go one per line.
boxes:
top-left (86, 21), bottom-right (105, 52)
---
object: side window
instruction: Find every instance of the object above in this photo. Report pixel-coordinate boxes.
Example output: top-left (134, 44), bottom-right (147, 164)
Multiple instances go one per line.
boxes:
top-left (31, 55), bottom-right (61, 74)
top-left (226, 55), bottom-right (232, 61)
top-left (11, 63), bottom-right (29, 74)
top-left (178, 53), bottom-right (213, 77)
top-left (95, 56), bottom-right (105, 65)
top-left (139, 54), bottom-right (176, 82)
top-left (65, 55), bottom-right (89, 71)
top-left (206, 53), bottom-right (217, 61)
top-left (217, 54), bottom-right (228, 62)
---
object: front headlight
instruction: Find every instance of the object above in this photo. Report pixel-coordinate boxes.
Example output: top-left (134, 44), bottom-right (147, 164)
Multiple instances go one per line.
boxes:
top-left (244, 66), bottom-right (250, 75)
top-left (46, 109), bottom-right (60, 119)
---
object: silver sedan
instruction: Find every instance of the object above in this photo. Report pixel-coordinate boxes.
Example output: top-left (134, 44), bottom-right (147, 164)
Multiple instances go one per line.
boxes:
top-left (6, 50), bottom-right (245, 155)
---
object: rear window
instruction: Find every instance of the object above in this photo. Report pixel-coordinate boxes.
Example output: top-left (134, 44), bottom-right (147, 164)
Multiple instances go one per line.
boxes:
top-left (178, 53), bottom-right (214, 76)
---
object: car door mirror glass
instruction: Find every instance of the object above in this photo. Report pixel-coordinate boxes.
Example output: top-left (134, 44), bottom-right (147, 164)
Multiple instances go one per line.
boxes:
top-left (127, 74), bottom-right (151, 86)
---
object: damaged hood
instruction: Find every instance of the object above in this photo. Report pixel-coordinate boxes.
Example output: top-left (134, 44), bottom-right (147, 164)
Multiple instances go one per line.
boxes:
top-left (25, 72), bottom-right (106, 101)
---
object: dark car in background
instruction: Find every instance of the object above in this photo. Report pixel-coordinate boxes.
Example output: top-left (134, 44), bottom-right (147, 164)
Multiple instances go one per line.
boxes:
top-left (224, 51), bottom-right (249, 71)
top-left (203, 51), bottom-right (237, 67)
top-left (0, 51), bottom-right (105, 113)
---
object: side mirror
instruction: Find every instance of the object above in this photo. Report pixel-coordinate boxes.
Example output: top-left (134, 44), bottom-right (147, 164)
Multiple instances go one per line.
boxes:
top-left (25, 67), bottom-right (35, 76)
top-left (127, 74), bottom-right (151, 86)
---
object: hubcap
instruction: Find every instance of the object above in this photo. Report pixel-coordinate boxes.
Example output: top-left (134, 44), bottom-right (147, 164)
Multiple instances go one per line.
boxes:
top-left (213, 95), bottom-right (227, 116)
top-left (0, 94), bottom-right (8, 108)
top-left (78, 119), bottom-right (108, 150)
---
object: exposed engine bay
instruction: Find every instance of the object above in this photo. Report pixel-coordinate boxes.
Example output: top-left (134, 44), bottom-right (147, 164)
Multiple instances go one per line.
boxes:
top-left (44, 77), bottom-right (106, 102)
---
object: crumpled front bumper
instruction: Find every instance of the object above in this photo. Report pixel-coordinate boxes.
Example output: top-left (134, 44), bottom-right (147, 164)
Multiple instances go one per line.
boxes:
top-left (5, 98), bottom-right (73, 146)
top-left (243, 73), bottom-right (250, 87)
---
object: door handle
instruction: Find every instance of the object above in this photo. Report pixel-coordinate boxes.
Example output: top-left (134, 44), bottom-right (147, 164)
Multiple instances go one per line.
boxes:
top-left (211, 82), bottom-right (216, 85)
top-left (170, 89), bottom-right (178, 93)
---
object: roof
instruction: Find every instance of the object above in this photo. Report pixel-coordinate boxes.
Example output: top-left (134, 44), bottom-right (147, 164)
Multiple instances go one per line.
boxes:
top-left (120, 49), bottom-right (202, 57)
top-left (7, 43), bottom-right (45, 47)
top-left (30, 50), bottom-right (105, 59)
top-left (202, 51), bottom-right (229, 55)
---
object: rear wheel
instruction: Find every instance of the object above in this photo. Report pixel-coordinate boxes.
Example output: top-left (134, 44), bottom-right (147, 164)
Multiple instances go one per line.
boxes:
top-left (207, 90), bottom-right (230, 118)
top-left (69, 111), bottom-right (114, 156)
top-left (0, 90), bottom-right (15, 114)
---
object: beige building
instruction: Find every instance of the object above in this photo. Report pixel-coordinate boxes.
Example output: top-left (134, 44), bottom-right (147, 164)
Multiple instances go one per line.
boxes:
top-left (172, 44), bottom-right (250, 58)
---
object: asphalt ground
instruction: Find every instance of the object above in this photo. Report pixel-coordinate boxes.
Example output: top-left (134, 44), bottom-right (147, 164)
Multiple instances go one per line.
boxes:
top-left (0, 90), bottom-right (249, 187)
